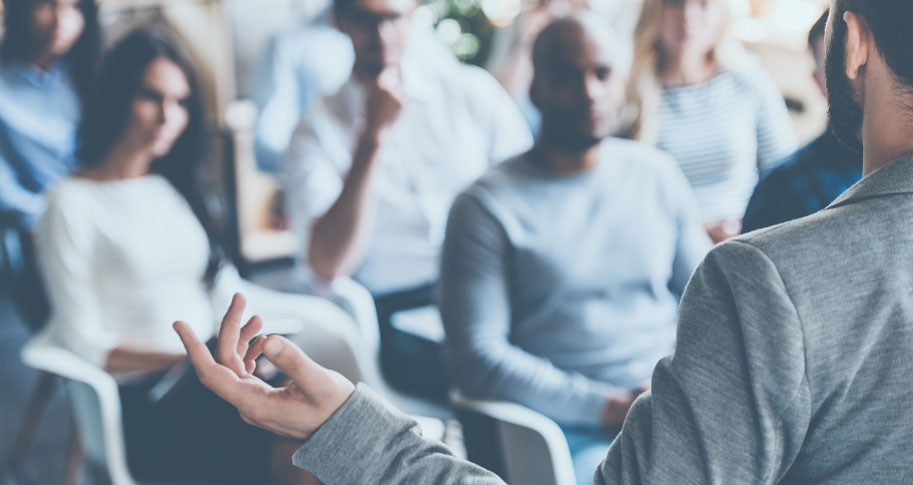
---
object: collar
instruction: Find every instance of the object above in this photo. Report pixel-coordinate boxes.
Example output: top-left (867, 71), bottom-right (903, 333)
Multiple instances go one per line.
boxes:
top-left (827, 153), bottom-right (913, 209)
top-left (8, 60), bottom-right (66, 88)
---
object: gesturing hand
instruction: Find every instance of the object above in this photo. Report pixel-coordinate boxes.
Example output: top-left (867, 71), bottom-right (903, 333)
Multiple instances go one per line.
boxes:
top-left (365, 67), bottom-right (406, 136)
top-left (601, 386), bottom-right (650, 428)
top-left (173, 293), bottom-right (355, 440)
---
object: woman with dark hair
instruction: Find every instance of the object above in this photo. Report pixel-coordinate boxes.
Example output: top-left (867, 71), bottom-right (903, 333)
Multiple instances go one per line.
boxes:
top-left (36, 27), bottom-right (345, 484)
top-left (0, 0), bottom-right (101, 230)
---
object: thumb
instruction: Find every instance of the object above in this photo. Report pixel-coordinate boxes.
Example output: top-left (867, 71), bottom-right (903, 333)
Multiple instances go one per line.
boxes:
top-left (262, 335), bottom-right (318, 386)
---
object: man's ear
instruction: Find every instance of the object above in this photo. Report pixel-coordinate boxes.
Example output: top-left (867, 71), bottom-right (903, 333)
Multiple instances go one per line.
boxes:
top-left (843, 11), bottom-right (870, 81)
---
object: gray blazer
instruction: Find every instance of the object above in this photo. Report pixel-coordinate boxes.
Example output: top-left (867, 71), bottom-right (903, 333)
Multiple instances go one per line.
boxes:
top-left (293, 155), bottom-right (913, 484)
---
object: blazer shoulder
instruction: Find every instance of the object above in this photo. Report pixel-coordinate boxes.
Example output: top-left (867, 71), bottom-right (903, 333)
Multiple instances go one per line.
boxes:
top-left (735, 205), bottom-right (856, 268)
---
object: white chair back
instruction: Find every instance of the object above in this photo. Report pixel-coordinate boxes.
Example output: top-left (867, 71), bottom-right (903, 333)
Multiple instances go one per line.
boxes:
top-left (452, 391), bottom-right (577, 485)
top-left (21, 333), bottom-right (138, 485)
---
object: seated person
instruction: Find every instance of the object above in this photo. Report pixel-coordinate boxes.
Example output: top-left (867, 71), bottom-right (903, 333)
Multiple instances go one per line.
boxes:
top-left (284, 0), bottom-right (533, 397)
top-left (0, 0), bottom-right (101, 230)
top-left (439, 15), bottom-right (711, 483)
top-left (37, 27), bottom-right (353, 485)
top-left (626, 0), bottom-right (799, 243)
top-left (742, 10), bottom-right (862, 233)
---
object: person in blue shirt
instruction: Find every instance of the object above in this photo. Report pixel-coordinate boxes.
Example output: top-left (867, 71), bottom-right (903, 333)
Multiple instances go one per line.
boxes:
top-left (0, 0), bottom-right (101, 230)
top-left (742, 10), bottom-right (862, 233)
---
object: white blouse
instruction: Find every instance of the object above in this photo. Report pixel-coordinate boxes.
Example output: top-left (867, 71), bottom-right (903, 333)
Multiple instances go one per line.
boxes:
top-left (37, 175), bottom-right (231, 369)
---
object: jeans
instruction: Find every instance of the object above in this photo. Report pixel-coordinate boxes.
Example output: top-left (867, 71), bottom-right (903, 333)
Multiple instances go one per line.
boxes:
top-left (561, 425), bottom-right (617, 485)
top-left (374, 282), bottom-right (450, 403)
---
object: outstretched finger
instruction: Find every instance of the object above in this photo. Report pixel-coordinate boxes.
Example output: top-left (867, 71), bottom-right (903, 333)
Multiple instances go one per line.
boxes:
top-left (238, 315), bottom-right (263, 356)
top-left (243, 335), bottom-right (266, 375)
top-left (216, 293), bottom-right (247, 374)
top-left (174, 320), bottom-right (242, 401)
top-left (174, 320), bottom-right (211, 366)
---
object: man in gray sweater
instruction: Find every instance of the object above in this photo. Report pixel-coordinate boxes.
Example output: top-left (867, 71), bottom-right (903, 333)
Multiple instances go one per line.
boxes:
top-left (174, 1), bottom-right (913, 483)
top-left (436, 13), bottom-right (710, 483)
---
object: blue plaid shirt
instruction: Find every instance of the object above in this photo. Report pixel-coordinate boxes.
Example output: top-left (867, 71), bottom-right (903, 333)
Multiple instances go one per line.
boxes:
top-left (742, 129), bottom-right (861, 233)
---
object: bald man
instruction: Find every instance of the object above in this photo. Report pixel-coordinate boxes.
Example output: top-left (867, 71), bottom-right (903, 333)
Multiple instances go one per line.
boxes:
top-left (437, 13), bottom-right (710, 483)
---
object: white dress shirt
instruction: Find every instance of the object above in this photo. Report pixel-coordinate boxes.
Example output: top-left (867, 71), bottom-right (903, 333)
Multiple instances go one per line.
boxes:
top-left (285, 57), bottom-right (533, 295)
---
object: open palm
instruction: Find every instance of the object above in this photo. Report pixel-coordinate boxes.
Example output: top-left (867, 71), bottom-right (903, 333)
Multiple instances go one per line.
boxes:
top-left (173, 293), bottom-right (355, 440)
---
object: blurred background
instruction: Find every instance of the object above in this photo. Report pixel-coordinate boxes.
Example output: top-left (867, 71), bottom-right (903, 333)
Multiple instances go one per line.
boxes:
top-left (0, 0), bottom-right (831, 483)
top-left (0, 0), bottom-right (826, 269)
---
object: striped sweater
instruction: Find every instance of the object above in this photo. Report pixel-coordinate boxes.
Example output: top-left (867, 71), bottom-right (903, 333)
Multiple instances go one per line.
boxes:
top-left (656, 69), bottom-right (798, 223)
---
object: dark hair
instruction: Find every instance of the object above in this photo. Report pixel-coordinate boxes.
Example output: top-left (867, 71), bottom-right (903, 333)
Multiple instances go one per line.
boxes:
top-left (79, 27), bottom-right (224, 282)
top-left (0, 0), bottom-right (102, 98)
top-left (808, 10), bottom-right (828, 55)
top-left (333, 0), bottom-right (415, 19)
top-left (332, 0), bottom-right (356, 18)
top-left (835, 0), bottom-right (913, 88)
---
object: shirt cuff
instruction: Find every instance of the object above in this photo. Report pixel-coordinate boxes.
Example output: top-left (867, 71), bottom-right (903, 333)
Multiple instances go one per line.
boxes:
top-left (573, 385), bottom-right (614, 428)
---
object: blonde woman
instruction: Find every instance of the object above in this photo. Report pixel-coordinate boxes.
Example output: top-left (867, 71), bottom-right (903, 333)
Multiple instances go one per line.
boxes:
top-left (626, 0), bottom-right (797, 243)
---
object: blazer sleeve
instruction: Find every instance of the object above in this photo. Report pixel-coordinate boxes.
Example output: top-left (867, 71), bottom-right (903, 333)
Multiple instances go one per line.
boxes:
top-left (294, 384), bottom-right (505, 484)
top-left (596, 240), bottom-right (812, 484)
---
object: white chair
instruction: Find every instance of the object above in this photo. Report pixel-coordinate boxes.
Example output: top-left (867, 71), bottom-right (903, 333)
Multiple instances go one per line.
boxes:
top-left (17, 311), bottom-right (311, 485)
top-left (451, 391), bottom-right (577, 485)
top-left (16, 275), bottom-right (447, 485)
top-left (20, 333), bottom-right (139, 485)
